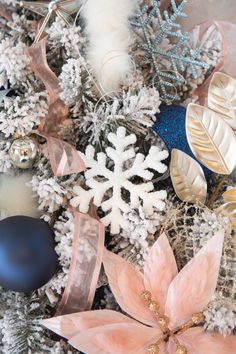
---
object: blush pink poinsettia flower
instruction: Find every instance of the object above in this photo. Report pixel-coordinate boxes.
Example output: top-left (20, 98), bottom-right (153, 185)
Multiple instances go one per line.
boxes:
top-left (42, 230), bottom-right (236, 354)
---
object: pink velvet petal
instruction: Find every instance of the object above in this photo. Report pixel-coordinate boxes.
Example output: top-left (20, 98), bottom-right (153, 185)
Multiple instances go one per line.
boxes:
top-left (103, 249), bottom-right (158, 327)
top-left (69, 323), bottom-right (164, 354)
top-left (166, 338), bottom-right (180, 354)
top-left (42, 310), bottom-right (134, 340)
top-left (144, 233), bottom-right (178, 314)
top-left (175, 327), bottom-right (236, 354)
top-left (42, 314), bottom-right (81, 340)
top-left (165, 230), bottom-right (224, 328)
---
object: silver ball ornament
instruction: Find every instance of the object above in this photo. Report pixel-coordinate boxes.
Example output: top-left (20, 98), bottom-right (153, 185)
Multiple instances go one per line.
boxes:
top-left (9, 137), bottom-right (37, 169)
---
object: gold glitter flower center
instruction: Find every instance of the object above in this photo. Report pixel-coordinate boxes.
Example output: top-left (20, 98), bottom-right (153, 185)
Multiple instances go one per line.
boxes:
top-left (141, 290), bottom-right (205, 354)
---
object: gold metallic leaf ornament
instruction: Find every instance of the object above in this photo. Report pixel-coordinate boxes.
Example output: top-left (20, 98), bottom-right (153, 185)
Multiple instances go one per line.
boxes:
top-left (219, 202), bottom-right (236, 231)
top-left (170, 149), bottom-right (207, 204)
top-left (20, 0), bottom-right (81, 43)
top-left (208, 72), bottom-right (236, 130)
top-left (221, 188), bottom-right (236, 230)
top-left (223, 188), bottom-right (236, 203)
top-left (186, 103), bottom-right (236, 175)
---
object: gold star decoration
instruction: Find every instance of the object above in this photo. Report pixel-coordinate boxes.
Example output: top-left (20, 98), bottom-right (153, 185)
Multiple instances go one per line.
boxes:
top-left (20, 0), bottom-right (81, 43)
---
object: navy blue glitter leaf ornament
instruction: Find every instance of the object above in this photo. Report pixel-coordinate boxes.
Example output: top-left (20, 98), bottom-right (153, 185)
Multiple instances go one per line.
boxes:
top-left (0, 216), bottom-right (58, 292)
top-left (153, 104), bottom-right (211, 180)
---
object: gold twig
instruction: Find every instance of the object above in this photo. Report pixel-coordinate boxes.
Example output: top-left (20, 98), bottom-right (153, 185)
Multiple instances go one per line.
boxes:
top-left (206, 175), bottom-right (228, 208)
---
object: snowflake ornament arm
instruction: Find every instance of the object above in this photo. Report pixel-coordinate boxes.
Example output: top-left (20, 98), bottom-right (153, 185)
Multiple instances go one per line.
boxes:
top-left (71, 126), bottom-right (168, 234)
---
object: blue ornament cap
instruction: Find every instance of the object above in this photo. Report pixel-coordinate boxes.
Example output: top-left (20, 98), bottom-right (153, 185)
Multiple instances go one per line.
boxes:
top-left (153, 104), bottom-right (211, 180)
top-left (0, 216), bottom-right (58, 293)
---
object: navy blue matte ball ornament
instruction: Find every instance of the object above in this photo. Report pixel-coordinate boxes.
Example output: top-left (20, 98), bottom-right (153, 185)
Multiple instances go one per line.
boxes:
top-left (0, 216), bottom-right (58, 292)
top-left (153, 104), bottom-right (211, 180)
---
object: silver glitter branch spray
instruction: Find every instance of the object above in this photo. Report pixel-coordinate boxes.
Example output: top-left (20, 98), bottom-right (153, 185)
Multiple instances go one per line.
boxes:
top-left (131, 0), bottom-right (209, 103)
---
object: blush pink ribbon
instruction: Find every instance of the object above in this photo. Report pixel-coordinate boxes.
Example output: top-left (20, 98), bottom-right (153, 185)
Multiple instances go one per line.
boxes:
top-left (26, 37), bottom-right (68, 128)
top-left (0, 4), bottom-right (12, 21)
top-left (56, 207), bottom-right (105, 315)
top-left (26, 38), bottom-right (86, 176)
top-left (39, 134), bottom-right (86, 177)
top-left (27, 38), bottom-right (103, 314)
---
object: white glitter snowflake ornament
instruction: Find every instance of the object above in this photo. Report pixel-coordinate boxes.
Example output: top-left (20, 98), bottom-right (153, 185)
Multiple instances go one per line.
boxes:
top-left (71, 126), bottom-right (168, 233)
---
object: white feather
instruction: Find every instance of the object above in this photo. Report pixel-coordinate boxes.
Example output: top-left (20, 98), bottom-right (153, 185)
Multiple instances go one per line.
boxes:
top-left (82, 0), bottom-right (136, 93)
top-left (0, 174), bottom-right (40, 219)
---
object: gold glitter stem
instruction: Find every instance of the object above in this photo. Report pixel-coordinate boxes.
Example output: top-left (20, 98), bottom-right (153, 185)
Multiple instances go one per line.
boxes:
top-left (34, 10), bottom-right (52, 44)
top-left (55, 9), bottom-right (71, 27)
top-left (171, 334), bottom-right (181, 347)
top-left (206, 175), bottom-right (228, 208)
